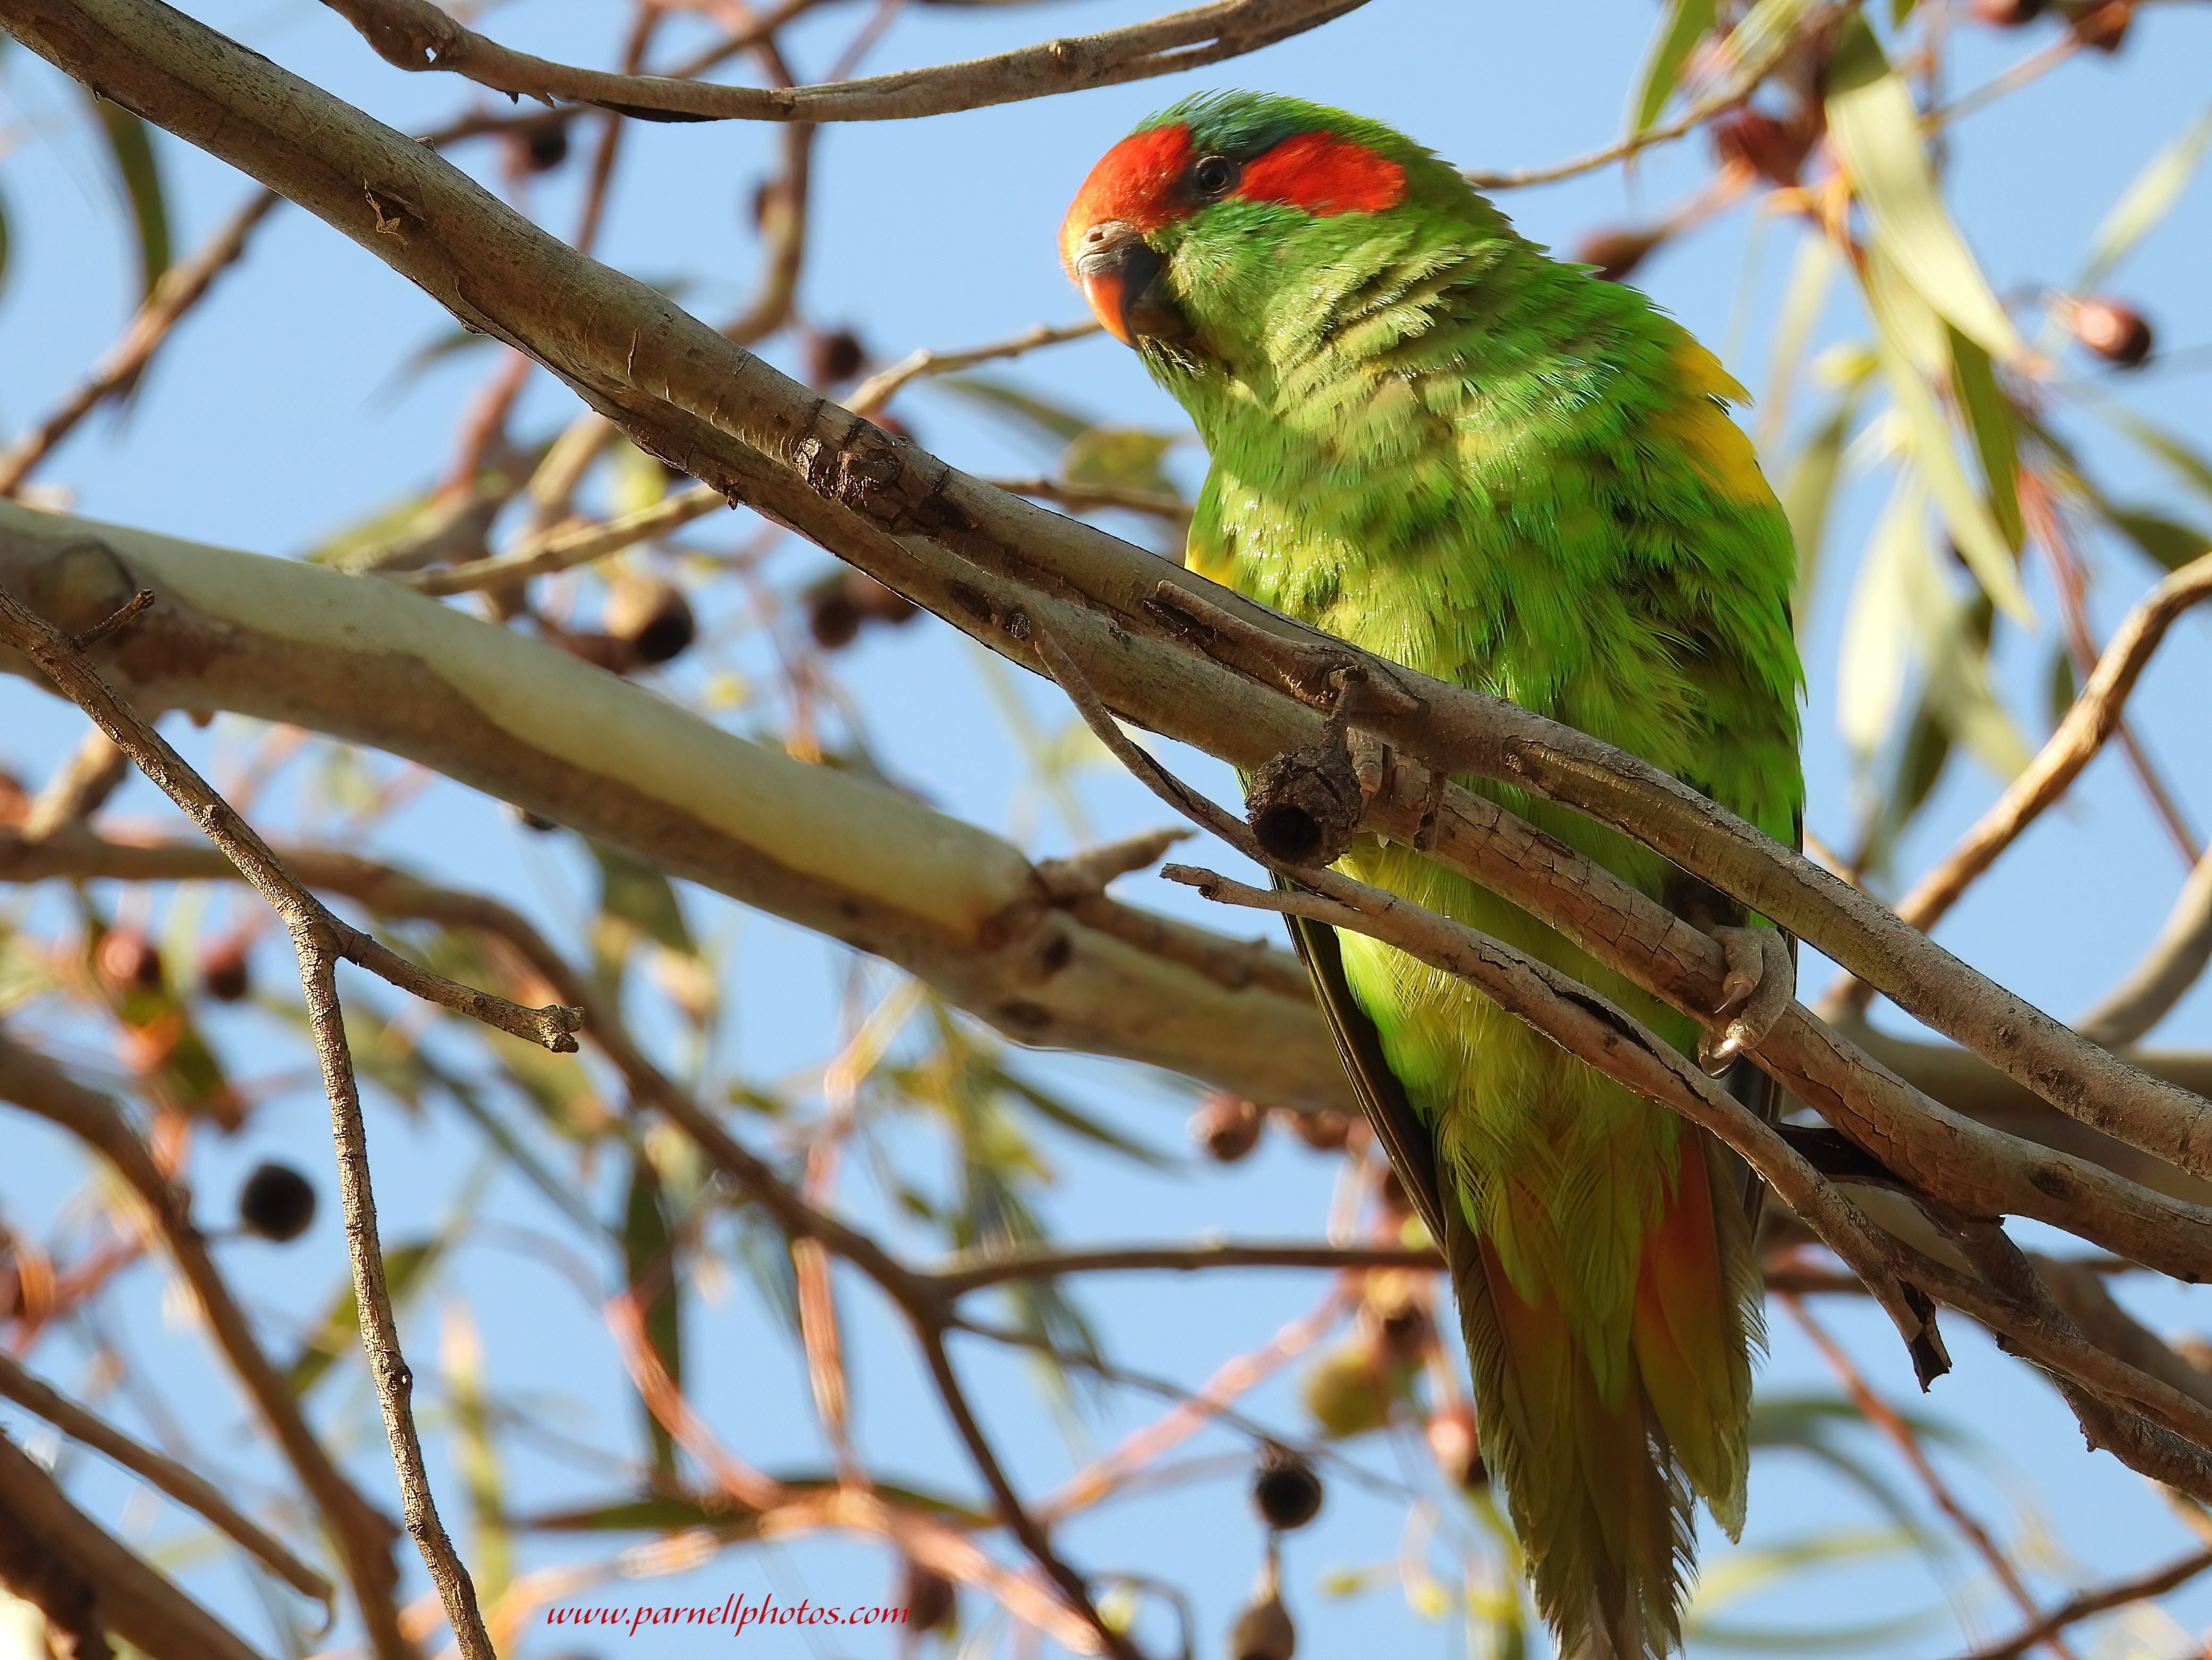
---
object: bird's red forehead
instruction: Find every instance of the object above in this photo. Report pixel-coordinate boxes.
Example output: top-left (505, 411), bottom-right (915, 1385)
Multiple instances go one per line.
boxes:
top-left (1060, 123), bottom-right (1192, 275)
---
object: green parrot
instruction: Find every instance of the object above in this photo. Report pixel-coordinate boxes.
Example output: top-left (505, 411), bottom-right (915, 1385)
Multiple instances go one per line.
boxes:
top-left (1060, 92), bottom-right (1803, 1658)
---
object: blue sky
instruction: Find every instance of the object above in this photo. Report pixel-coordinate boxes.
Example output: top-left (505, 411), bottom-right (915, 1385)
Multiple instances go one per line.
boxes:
top-left (3, 0), bottom-right (2211, 1656)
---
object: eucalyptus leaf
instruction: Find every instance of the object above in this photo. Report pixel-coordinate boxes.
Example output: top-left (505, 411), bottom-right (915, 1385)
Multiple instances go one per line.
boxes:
top-left (2080, 104), bottom-right (2212, 293)
top-left (83, 91), bottom-right (171, 302)
top-left (1826, 16), bottom-right (2022, 360)
top-left (1628, 0), bottom-right (1716, 137)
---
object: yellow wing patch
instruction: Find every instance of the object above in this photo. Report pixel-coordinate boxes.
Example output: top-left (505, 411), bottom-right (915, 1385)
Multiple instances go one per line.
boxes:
top-left (1654, 337), bottom-right (1775, 508)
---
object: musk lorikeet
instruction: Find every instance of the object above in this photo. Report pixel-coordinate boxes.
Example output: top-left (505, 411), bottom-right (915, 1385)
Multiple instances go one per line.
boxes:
top-left (1061, 92), bottom-right (1803, 1658)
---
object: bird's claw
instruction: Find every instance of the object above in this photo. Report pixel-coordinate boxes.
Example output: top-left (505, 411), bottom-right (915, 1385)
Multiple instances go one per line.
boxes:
top-left (1698, 926), bottom-right (1794, 1075)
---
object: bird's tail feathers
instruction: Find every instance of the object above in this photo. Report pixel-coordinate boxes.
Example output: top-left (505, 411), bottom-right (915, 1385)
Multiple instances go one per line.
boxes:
top-left (1445, 1130), bottom-right (1758, 1659)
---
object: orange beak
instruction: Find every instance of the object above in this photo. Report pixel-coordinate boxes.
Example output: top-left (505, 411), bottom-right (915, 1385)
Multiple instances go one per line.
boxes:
top-left (1068, 220), bottom-right (1185, 349)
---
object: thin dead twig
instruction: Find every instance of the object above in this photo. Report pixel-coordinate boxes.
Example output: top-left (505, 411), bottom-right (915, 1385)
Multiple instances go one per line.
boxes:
top-left (847, 321), bottom-right (1099, 416)
top-left (0, 585), bottom-right (535, 1659)
top-left (2076, 843), bottom-right (2212, 1048)
top-left (1782, 1294), bottom-right (2076, 1660)
top-left (0, 1349), bottom-right (332, 1604)
top-left (934, 1240), bottom-right (1442, 1297)
top-left (399, 483), bottom-right (728, 595)
top-left (0, 1030), bottom-right (412, 1656)
top-left (1946, 1549), bottom-right (2212, 1660)
top-left (318, 0), bottom-right (1365, 123)
top-left (1893, 546), bottom-right (2212, 938)
top-left (298, 950), bottom-right (495, 1660)
top-left (0, 191), bottom-right (281, 497)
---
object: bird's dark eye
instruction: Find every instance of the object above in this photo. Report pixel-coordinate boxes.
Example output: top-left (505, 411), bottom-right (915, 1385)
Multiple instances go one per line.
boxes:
top-left (1191, 155), bottom-right (1240, 198)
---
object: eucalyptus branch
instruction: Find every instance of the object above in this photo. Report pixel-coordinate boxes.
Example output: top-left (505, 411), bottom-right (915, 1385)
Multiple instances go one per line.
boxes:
top-left (399, 482), bottom-right (728, 596)
top-left (317, 0), bottom-right (1364, 123)
top-left (1892, 547), bottom-right (2212, 939)
top-left (933, 1240), bottom-right (1443, 1296)
top-left (847, 321), bottom-right (1099, 416)
top-left (0, 1032), bottom-right (411, 1658)
top-left (0, 190), bottom-right (281, 498)
top-left (16, 0), bottom-right (2205, 1197)
top-left (0, 1350), bottom-right (332, 1604)
top-left (0, 587), bottom-right (582, 1052)
top-left (0, 1432), bottom-right (267, 1660)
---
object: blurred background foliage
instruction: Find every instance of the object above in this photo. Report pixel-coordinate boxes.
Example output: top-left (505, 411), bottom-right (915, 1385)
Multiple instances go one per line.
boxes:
top-left (2, 0), bottom-right (2211, 1656)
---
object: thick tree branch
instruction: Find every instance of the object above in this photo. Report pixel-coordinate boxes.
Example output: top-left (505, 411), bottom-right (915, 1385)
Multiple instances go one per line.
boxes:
top-left (0, 1431), bottom-right (266, 1660)
top-left (0, 1350), bottom-right (333, 1604)
top-left (316, 0), bottom-right (1365, 123)
top-left (4, 514), bottom-right (2211, 1284)
top-left (11, 0), bottom-right (2205, 1197)
top-left (0, 1030), bottom-right (411, 1657)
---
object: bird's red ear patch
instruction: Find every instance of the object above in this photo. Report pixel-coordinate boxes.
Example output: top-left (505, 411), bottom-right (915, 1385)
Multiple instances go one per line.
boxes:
top-left (1240, 132), bottom-right (1405, 217)
top-left (1060, 123), bottom-right (1193, 275)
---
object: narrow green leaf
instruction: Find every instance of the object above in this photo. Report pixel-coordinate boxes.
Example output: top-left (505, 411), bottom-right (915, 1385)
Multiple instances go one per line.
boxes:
top-left (2105, 507), bottom-right (2212, 573)
top-left (936, 374), bottom-right (1093, 446)
top-left (1712, 0), bottom-right (1821, 86)
top-left (588, 839), bottom-right (695, 957)
top-left (1899, 564), bottom-right (2030, 783)
top-left (2080, 104), bottom-right (2212, 293)
top-left (1836, 473), bottom-right (1921, 757)
top-left (1629, 0), bottom-right (1717, 137)
top-left (2089, 399), bottom-right (2212, 511)
top-left (1863, 248), bottom-right (2032, 620)
top-left (288, 1240), bottom-right (439, 1396)
top-left (82, 91), bottom-right (171, 301)
top-left (1826, 15), bottom-right (2022, 359)
top-left (622, 1149), bottom-right (683, 1477)
top-left (1759, 231), bottom-right (1841, 449)
top-left (1890, 0), bottom-right (1918, 23)
top-left (1780, 386), bottom-right (1866, 635)
top-left (997, 1069), bottom-right (1173, 1168)
top-left (1947, 327), bottom-right (2024, 550)
top-left (2046, 644), bottom-right (2078, 730)
top-left (440, 1300), bottom-right (510, 1602)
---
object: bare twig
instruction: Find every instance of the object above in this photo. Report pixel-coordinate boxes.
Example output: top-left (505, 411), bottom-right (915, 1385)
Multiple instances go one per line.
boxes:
top-left (0, 585), bottom-right (548, 1659)
top-left (0, 1431), bottom-right (266, 1660)
top-left (299, 950), bottom-right (495, 1660)
top-left (317, 0), bottom-right (1365, 122)
top-left (847, 321), bottom-right (1099, 416)
top-left (1946, 1549), bottom-right (2212, 1660)
top-left (0, 1031), bottom-right (411, 1656)
top-left (1782, 1294), bottom-right (2076, 1660)
top-left (0, 191), bottom-right (281, 497)
top-left (2076, 844), bottom-right (2212, 1048)
top-left (0, 1349), bottom-right (333, 1604)
top-left (399, 483), bottom-right (728, 595)
top-left (1893, 548), bottom-right (2212, 938)
top-left (934, 1240), bottom-right (1442, 1297)
top-left (983, 477), bottom-right (1192, 530)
